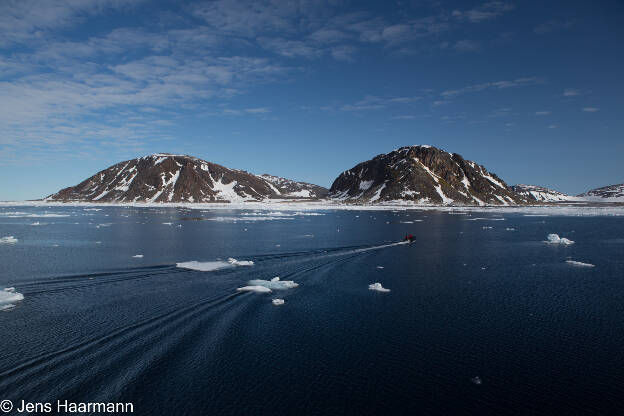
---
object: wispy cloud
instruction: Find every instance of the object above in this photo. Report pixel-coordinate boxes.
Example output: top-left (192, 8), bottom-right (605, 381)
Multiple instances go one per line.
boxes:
top-left (563, 88), bottom-right (581, 96)
top-left (451, 1), bottom-right (515, 23)
top-left (333, 95), bottom-right (421, 112)
top-left (441, 77), bottom-right (543, 97)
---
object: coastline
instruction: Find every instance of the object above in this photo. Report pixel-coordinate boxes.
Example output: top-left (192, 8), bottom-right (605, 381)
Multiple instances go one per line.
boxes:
top-left (1, 199), bottom-right (623, 216)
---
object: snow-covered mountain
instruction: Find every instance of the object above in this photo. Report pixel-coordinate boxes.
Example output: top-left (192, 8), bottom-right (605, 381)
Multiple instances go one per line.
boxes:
top-left (578, 184), bottom-right (624, 201)
top-left (329, 145), bottom-right (528, 205)
top-left (46, 154), bottom-right (327, 203)
top-left (510, 184), bottom-right (577, 202)
top-left (258, 174), bottom-right (328, 199)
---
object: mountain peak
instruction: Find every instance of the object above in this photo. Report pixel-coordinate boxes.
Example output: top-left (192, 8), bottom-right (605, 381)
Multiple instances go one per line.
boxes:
top-left (330, 146), bottom-right (527, 205)
top-left (47, 154), bottom-right (327, 203)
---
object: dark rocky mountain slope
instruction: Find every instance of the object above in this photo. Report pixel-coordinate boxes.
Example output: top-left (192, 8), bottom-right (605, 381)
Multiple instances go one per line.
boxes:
top-left (329, 145), bottom-right (529, 205)
top-left (47, 154), bottom-right (327, 202)
top-left (578, 184), bottom-right (624, 201)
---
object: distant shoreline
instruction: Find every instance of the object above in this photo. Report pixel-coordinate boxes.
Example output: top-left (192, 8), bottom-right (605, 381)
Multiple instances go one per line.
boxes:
top-left (1, 199), bottom-right (623, 215)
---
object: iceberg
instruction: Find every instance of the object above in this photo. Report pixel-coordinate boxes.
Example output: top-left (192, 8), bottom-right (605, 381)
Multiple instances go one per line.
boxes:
top-left (176, 258), bottom-right (254, 271)
top-left (0, 236), bottom-right (18, 244)
top-left (368, 283), bottom-right (391, 292)
top-left (236, 285), bottom-right (272, 293)
top-left (546, 234), bottom-right (574, 245)
top-left (566, 260), bottom-right (595, 267)
top-left (248, 276), bottom-right (298, 290)
top-left (132, 254), bottom-right (144, 258)
top-left (1, 287), bottom-right (24, 311)
top-left (272, 299), bottom-right (285, 305)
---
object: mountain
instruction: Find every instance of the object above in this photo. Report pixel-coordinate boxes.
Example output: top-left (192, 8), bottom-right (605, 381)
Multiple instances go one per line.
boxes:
top-left (258, 174), bottom-right (328, 199)
top-left (329, 145), bottom-right (528, 205)
top-left (46, 154), bottom-right (327, 203)
top-left (510, 184), bottom-right (577, 202)
top-left (578, 184), bottom-right (624, 201)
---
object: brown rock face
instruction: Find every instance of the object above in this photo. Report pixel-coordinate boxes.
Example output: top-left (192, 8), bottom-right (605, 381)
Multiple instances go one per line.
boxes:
top-left (578, 184), bottom-right (624, 200)
top-left (329, 145), bottom-right (529, 205)
top-left (47, 154), bottom-right (327, 202)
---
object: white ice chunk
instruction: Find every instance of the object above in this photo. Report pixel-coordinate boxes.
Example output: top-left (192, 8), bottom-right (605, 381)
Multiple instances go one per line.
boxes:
top-left (566, 260), bottom-right (595, 267)
top-left (546, 234), bottom-right (574, 245)
top-left (132, 254), bottom-right (144, 258)
top-left (272, 298), bottom-right (285, 305)
top-left (177, 258), bottom-right (253, 271)
top-left (0, 236), bottom-right (18, 244)
top-left (228, 258), bottom-right (254, 266)
top-left (248, 276), bottom-right (298, 290)
top-left (0, 287), bottom-right (24, 311)
top-left (236, 285), bottom-right (272, 293)
top-left (368, 283), bottom-right (391, 292)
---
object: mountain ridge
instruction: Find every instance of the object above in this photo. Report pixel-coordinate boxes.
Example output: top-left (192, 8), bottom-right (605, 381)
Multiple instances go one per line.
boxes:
top-left (46, 154), bottom-right (327, 203)
top-left (329, 145), bottom-right (529, 205)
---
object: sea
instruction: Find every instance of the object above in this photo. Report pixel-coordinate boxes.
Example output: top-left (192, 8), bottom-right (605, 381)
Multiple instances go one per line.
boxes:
top-left (1, 205), bottom-right (623, 415)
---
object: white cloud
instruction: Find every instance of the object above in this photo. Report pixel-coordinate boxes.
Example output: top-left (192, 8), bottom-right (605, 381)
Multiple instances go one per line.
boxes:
top-left (441, 77), bottom-right (543, 97)
top-left (563, 88), bottom-right (580, 96)
top-left (452, 1), bottom-right (515, 23)
top-left (0, 0), bottom-right (143, 48)
top-left (338, 95), bottom-right (421, 112)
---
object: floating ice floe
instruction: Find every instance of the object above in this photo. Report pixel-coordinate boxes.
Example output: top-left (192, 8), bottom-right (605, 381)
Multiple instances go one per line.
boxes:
top-left (236, 285), bottom-right (272, 293)
top-left (0, 236), bottom-right (18, 244)
top-left (132, 254), bottom-right (144, 258)
top-left (505, 227), bottom-right (515, 231)
top-left (209, 215), bottom-right (294, 222)
top-left (376, 266), bottom-right (385, 269)
top-left (248, 276), bottom-right (298, 290)
top-left (31, 222), bottom-right (43, 226)
top-left (368, 283), bottom-right (391, 292)
top-left (0, 212), bottom-right (70, 218)
top-left (566, 260), bottom-right (595, 267)
top-left (0, 287), bottom-right (24, 311)
top-left (482, 226), bottom-right (493, 229)
top-left (471, 376), bottom-right (482, 385)
top-left (546, 234), bottom-right (574, 245)
top-left (162, 222), bottom-right (173, 225)
top-left (272, 299), bottom-right (285, 306)
top-left (176, 257), bottom-right (254, 271)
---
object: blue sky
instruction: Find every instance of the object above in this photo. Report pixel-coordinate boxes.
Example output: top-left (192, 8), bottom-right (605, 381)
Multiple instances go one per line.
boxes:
top-left (1, 0), bottom-right (622, 200)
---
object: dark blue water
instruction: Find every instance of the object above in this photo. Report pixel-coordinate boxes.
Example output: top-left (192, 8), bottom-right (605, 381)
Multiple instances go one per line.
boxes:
top-left (1, 205), bottom-right (623, 415)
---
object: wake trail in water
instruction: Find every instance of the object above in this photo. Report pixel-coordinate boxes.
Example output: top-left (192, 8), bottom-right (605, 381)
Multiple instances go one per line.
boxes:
top-left (0, 291), bottom-right (242, 386)
top-left (17, 265), bottom-right (183, 295)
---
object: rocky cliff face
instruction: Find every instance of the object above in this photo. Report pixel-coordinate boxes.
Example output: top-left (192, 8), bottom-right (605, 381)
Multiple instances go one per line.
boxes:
top-left (510, 184), bottom-right (577, 202)
top-left (329, 145), bottom-right (528, 205)
top-left (578, 184), bottom-right (624, 201)
top-left (47, 154), bottom-right (327, 203)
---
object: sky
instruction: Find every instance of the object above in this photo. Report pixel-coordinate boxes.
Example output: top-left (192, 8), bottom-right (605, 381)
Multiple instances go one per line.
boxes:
top-left (0, 0), bottom-right (622, 200)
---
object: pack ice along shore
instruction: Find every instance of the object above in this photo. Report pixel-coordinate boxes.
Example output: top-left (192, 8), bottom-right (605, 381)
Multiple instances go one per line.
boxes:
top-left (44, 146), bottom-right (623, 206)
